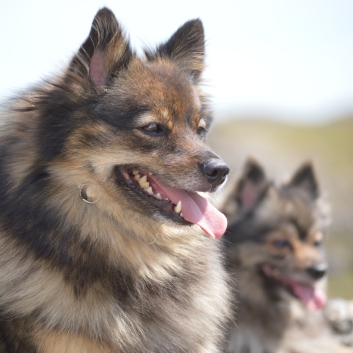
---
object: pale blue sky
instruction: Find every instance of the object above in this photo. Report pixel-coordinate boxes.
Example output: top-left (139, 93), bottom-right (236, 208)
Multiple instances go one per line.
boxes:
top-left (1, 0), bottom-right (353, 123)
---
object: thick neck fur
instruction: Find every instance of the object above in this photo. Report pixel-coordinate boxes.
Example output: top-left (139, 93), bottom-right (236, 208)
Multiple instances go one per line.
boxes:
top-left (226, 265), bottom-right (291, 353)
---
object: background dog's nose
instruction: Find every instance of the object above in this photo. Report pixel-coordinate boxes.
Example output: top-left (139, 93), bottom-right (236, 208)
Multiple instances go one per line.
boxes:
top-left (307, 263), bottom-right (327, 280)
top-left (203, 159), bottom-right (229, 186)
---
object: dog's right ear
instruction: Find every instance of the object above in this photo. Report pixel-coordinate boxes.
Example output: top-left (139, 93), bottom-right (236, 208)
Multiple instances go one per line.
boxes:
top-left (287, 161), bottom-right (320, 199)
top-left (67, 7), bottom-right (133, 87)
top-left (145, 19), bottom-right (205, 83)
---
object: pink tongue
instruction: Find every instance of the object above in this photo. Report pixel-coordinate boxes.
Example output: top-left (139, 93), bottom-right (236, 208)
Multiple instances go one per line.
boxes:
top-left (290, 281), bottom-right (327, 310)
top-left (152, 179), bottom-right (227, 239)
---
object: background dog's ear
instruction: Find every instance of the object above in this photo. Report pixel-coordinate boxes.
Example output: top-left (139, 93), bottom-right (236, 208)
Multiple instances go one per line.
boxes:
top-left (287, 161), bottom-right (320, 199)
top-left (145, 19), bottom-right (205, 83)
top-left (222, 158), bottom-right (269, 218)
top-left (235, 158), bottom-right (269, 212)
top-left (68, 7), bottom-right (133, 87)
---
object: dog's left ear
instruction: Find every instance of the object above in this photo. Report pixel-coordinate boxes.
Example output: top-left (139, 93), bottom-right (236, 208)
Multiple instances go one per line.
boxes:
top-left (145, 19), bottom-right (205, 83)
top-left (222, 158), bottom-right (269, 218)
top-left (67, 7), bottom-right (133, 88)
top-left (287, 161), bottom-right (320, 199)
top-left (235, 158), bottom-right (270, 213)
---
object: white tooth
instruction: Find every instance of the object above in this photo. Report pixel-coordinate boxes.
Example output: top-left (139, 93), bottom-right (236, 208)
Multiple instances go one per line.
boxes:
top-left (132, 169), bottom-right (139, 175)
top-left (155, 193), bottom-right (162, 199)
top-left (134, 173), bottom-right (141, 180)
top-left (180, 212), bottom-right (184, 218)
top-left (145, 186), bottom-right (153, 195)
top-left (174, 201), bottom-right (182, 214)
top-left (139, 175), bottom-right (149, 188)
top-left (165, 198), bottom-right (169, 201)
top-left (149, 172), bottom-right (153, 175)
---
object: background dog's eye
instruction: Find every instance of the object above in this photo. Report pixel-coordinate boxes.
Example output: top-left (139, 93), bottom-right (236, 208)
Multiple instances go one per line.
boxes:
top-left (272, 239), bottom-right (290, 249)
top-left (197, 127), bottom-right (206, 139)
top-left (313, 240), bottom-right (322, 247)
top-left (141, 123), bottom-right (166, 136)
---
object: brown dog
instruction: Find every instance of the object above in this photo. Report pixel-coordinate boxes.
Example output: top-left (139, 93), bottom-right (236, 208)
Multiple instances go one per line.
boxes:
top-left (0, 8), bottom-right (230, 353)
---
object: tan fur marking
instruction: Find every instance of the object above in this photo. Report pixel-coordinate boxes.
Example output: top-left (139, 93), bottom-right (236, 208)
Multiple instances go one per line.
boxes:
top-left (37, 331), bottom-right (117, 353)
top-left (198, 118), bottom-right (206, 130)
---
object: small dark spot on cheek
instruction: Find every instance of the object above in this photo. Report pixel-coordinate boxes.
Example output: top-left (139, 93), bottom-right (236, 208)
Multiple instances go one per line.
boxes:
top-left (271, 254), bottom-right (286, 260)
top-left (86, 163), bottom-right (95, 173)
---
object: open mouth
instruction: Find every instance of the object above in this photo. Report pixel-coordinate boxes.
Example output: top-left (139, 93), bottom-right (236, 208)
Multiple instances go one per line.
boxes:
top-left (261, 264), bottom-right (327, 311)
top-left (114, 165), bottom-right (227, 239)
top-left (117, 166), bottom-right (190, 225)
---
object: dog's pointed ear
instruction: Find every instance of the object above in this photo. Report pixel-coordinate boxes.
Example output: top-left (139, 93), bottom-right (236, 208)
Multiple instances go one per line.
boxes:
top-left (68, 7), bottom-right (133, 87)
top-left (222, 158), bottom-right (269, 217)
top-left (145, 19), bottom-right (205, 83)
top-left (287, 161), bottom-right (320, 199)
top-left (235, 158), bottom-right (269, 212)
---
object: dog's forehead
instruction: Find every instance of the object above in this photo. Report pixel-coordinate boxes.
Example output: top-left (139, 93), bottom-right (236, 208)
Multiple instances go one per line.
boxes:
top-left (283, 194), bottom-right (317, 231)
top-left (121, 60), bottom-right (201, 121)
top-left (258, 187), bottom-right (318, 238)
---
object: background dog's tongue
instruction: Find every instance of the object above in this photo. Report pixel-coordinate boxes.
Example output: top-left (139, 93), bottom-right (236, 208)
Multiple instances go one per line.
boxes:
top-left (154, 180), bottom-right (227, 238)
top-left (290, 281), bottom-right (327, 310)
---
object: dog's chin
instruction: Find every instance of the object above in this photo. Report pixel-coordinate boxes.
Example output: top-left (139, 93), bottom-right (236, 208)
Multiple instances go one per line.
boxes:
top-left (114, 165), bottom-right (193, 226)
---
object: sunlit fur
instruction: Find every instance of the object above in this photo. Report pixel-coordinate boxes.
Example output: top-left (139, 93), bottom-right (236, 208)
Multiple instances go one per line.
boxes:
top-left (221, 159), bottom-right (350, 353)
top-left (0, 8), bottom-right (230, 352)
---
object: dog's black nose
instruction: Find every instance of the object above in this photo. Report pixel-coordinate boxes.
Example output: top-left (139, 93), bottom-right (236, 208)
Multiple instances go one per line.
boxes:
top-left (202, 159), bottom-right (229, 187)
top-left (307, 263), bottom-right (327, 280)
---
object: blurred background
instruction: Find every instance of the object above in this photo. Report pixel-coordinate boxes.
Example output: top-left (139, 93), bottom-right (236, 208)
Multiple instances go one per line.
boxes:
top-left (1, 0), bottom-right (352, 298)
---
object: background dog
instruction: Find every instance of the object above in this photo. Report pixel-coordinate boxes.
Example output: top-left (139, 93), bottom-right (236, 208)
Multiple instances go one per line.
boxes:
top-left (221, 158), bottom-right (352, 353)
top-left (0, 8), bottom-right (230, 353)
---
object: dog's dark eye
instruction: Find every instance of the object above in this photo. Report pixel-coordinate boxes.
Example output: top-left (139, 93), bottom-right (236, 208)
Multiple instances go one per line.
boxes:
top-left (196, 118), bottom-right (207, 139)
top-left (272, 239), bottom-right (290, 249)
top-left (141, 123), bottom-right (166, 136)
top-left (313, 240), bottom-right (322, 247)
top-left (197, 127), bottom-right (206, 139)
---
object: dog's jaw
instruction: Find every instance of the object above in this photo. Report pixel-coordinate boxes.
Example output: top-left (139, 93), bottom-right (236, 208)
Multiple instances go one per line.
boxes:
top-left (115, 165), bottom-right (227, 238)
top-left (261, 264), bottom-right (327, 310)
top-left (115, 165), bottom-right (192, 225)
